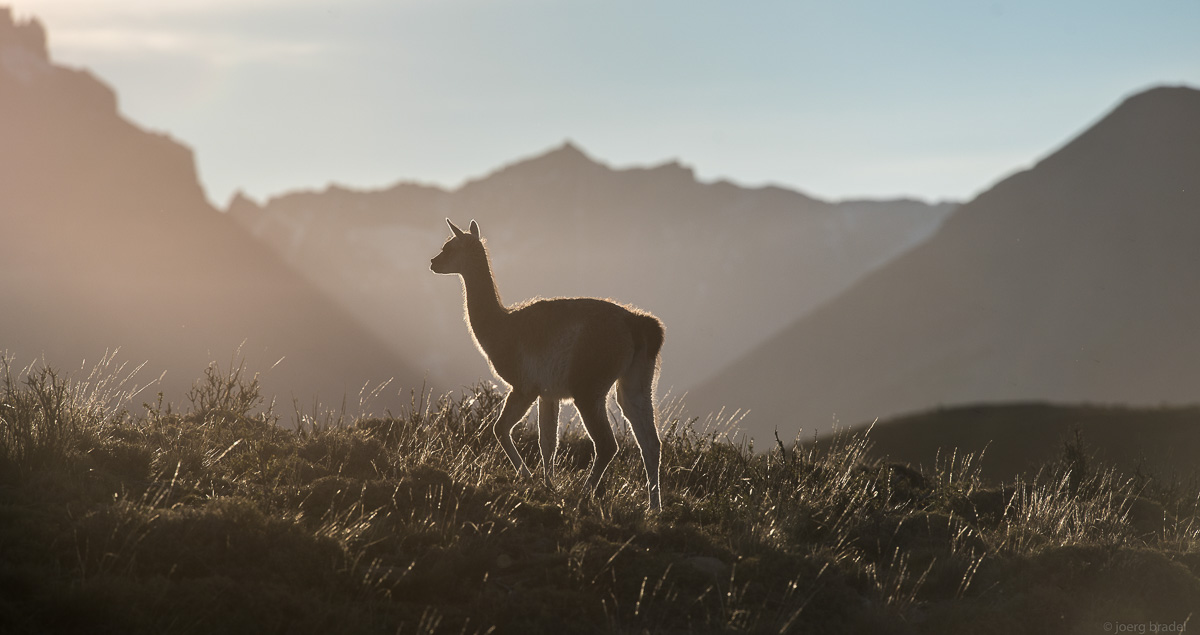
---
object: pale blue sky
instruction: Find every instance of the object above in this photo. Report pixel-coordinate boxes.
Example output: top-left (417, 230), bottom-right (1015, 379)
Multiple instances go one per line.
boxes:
top-left (15, 0), bottom-right (1200, 205)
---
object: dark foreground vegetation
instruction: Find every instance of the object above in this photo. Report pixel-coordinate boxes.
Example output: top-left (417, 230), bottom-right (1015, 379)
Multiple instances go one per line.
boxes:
top-left (1, 357), bottom-right (1197, 634)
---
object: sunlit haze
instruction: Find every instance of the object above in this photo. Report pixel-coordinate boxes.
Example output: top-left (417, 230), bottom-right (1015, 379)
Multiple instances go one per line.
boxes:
top-left (12, 0), bottom-right (1200, 205)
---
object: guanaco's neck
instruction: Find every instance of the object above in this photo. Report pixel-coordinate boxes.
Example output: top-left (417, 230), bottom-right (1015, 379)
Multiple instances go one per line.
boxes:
top-left (459, 248), bottom-right (508, 346)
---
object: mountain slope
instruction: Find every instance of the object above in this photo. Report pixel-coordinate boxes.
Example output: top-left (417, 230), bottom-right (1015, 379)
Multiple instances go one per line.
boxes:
top-left (855, 402), bottom-right (1200, 483)
top-left (0, 10), bottom-right (419, 408)
top-left (692, 85), bottom-right (1200, 440)
top-left (229, 143), bottom-right (953, 393)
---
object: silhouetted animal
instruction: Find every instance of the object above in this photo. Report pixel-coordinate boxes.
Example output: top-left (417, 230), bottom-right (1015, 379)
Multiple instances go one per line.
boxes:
top-left (431, 219), bottom-right (664, 510)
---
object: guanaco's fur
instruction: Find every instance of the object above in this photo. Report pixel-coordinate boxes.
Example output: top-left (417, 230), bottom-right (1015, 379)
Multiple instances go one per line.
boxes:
top-left (431, 219), bottom-right (664, 510)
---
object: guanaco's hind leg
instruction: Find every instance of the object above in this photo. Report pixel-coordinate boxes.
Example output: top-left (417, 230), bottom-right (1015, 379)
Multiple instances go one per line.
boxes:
top-left (538, 397), bottom-right (560, 486)
top-left (493, 389), bottom-right (536, 479)
top-left (617, 373), bottom-right (662, 511)
top-left (574, 393), bottom-right (618, 498)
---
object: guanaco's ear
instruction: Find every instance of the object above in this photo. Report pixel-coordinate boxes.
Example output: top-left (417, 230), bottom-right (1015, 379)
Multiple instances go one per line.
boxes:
top-left (469, 220), bottom-right (480, 238)
top-left (447, 218), bottom-right (465, 237)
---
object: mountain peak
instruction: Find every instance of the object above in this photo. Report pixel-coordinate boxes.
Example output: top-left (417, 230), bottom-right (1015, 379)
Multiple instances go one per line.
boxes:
top-left (1091, 84), bottom-right (1200, 143)
top-left (0, 7), bottom-right (50, 83)
top-left (1115, 84), bottom-right (1200, 113)
top-left (1042, 84), bottom-right (1200, 166)
top-left (552, 139), bottom-right (589, 159)
top-left (998, 83), bottom-right (1200, 219)
top-left (528, 139), bottom-right (600, 169)
top-left (226, 190), bottom-right (263, 215)
top-left (1, 7), bottom-right (116, 112)
top-left (470, 140), bottom-right (605, 188)
top-left (0, 7), bottom-right (47, 59)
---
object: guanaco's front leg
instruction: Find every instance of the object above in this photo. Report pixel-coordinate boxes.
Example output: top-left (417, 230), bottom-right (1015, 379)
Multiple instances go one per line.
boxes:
top-left (492, 389), bottom-right (536, 479)
top-left (538, 397), bottom-right (561, 486)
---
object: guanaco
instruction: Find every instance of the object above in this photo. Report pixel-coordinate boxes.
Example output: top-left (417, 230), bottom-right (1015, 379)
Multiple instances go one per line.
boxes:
top-left (431, 219), bottom-right (664, 510)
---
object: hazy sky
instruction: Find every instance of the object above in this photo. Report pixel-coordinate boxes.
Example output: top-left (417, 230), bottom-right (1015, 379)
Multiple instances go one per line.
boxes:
top-left (13, 0), bottom-right (1200, 206)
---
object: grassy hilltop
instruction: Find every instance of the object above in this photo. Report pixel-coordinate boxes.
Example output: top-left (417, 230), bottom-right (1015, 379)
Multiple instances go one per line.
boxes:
top-left (1, 358), bottom-right (1197, 634)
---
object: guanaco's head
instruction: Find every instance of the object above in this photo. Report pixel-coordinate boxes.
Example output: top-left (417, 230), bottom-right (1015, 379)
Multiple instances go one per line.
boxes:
top-left (430, 218), bottom-right (483, 275)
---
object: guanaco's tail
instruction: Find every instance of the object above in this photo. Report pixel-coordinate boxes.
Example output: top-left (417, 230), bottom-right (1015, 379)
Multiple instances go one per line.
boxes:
top-left (629, 312), bottom-right (665, 365)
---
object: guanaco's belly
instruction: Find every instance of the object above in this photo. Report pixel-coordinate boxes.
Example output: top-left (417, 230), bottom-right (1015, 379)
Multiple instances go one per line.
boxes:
top-left (520, 324), bottom-right (580, 399)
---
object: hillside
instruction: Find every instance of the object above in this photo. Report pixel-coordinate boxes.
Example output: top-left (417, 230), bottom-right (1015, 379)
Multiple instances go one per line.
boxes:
top-left (0, 9), bottom-right (420, 409)
top-left (228, 143), bottom-right (953, 392)
top-left (692, 85), bottom-right (1200, 440)
top-left (855, 403), bottom-right (1200, 484)
top-left (2, 362), bottom-right (1196, 633)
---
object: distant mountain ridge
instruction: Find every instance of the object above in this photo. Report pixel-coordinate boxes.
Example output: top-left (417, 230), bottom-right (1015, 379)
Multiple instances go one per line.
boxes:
top-left (229, 141), bottom-right (954, 394)
top-left (692, 85), bottom-right (1200, 441)
top-left (0, 8), bottom-right (420, 408)
top-left (856, 402), bottom-right (1200, 484)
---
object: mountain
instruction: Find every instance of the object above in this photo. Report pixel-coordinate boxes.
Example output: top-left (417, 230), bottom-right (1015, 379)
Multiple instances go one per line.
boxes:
top-left (229, 143), bottom-right (953, 394)
top-left (692, 86), bottom-right (1200, 441)
top-left (0, 9), bottom-right (420, 409)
